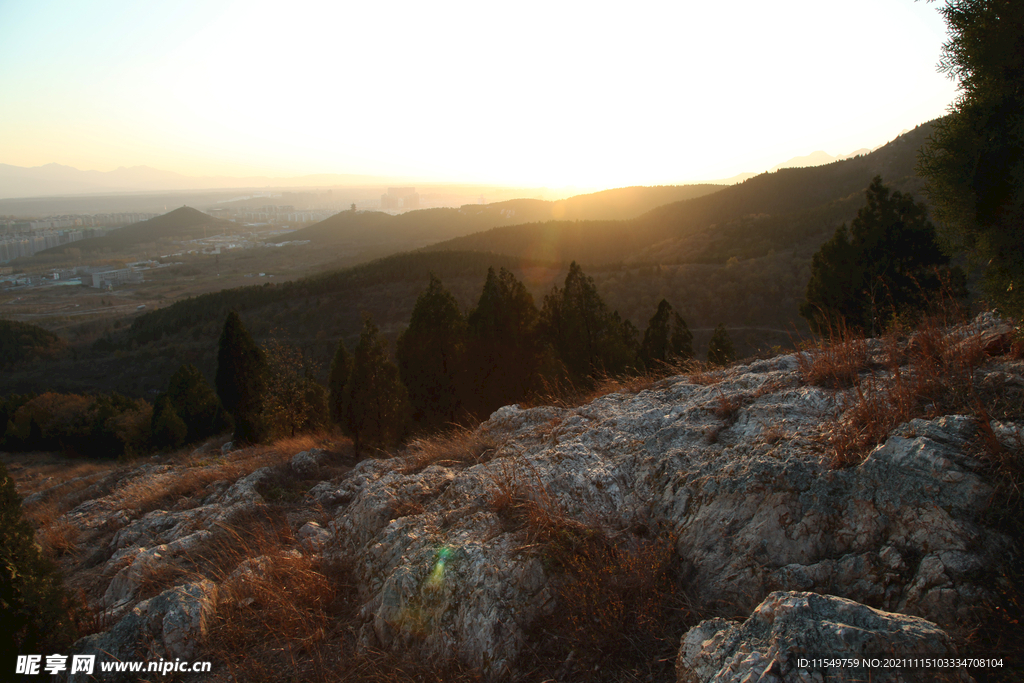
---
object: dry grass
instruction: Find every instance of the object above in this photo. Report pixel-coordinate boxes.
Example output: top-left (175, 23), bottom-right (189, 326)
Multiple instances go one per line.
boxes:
top-left (823, 317), bottom-right (994, 468)
top-left (205, 510), bottom-right (483, 682)
top-left (687, 361), bottom-right (727, 385)
top-left (399, 427), bottom-right (497, 474)
top-left (796, 319), bottom-right (869, 389)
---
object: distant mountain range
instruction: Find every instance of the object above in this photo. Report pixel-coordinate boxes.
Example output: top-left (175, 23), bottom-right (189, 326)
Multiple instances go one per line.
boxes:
top-left (1, 133), bottom-right (908, 199)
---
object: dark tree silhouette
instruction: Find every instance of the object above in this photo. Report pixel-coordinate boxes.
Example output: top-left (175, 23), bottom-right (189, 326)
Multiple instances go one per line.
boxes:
top-left (541, 262), bottom-right (634, 383)
top-left (800, 177), bottom-right (958, 334)
top-left (465, 267), bottom-right (542, 417)
top-left (638, 299), bottom-right (693, 369)
top-left (707, 324), bottom-right (736, 366)
top-left (396, 275), bottom-right (466, 430)
top-left (327, 338), bottom-right (351, 428)
top-left (919, 0), bottom-right (1024, 318)
top-left (159, 364), bottom-right (227, 444)
top-left (215, 312), bottom-right (268, 443)
top-left (344, 316), bottom-right (409, 453)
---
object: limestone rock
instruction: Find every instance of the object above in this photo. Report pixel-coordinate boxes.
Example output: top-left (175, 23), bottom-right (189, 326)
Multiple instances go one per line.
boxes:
top-left (676, 591), bottom-right (972, 683)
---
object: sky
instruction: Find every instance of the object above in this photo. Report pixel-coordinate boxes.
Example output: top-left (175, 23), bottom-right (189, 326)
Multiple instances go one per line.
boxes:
top-left (0, 0), bottom-right (959, 191)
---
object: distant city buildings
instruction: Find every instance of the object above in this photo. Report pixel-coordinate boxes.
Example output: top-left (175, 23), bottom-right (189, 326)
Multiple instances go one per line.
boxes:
top-left (380, 187), bottom-right (419, 210)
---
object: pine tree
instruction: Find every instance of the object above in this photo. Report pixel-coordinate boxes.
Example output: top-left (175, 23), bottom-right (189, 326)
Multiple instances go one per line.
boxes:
top-left (215, 312), bottom-right (268, 443)
top-left (396, 275), bottom-right (466, 430)
top-left (800, 177), bottom-right (961, 335)
top-left (919, 0), bottom-right (1024, 318)
top-left (161, 364), bottom-right (227, 443)
top-left (327, 338), bottom-right (351, 428)
top-left (707, 324), bottom-right (736, 366)
top-left (344, 316), bottom-right (410, 454)
top-left (1, 462), bottom-right (78, 664)
top-left (638, 299), bottom-right (694, 369)
top-left (540, 262), bottom-right (633, 383)
top-left (151, 395), bottom-right (188, 449)
top-left (465, 267), bottom-right (542, 417)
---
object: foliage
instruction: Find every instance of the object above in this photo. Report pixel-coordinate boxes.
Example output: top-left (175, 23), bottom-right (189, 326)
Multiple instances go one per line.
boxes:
top-left (343, 316), bottom-right (410, 453)
top-left (216, 312), bottom-right (269, 444)
top-left (0, 461), bottom-right (79, 664)
top-left (150, 395), bottom-right (188, 449)
top-left (261, 339), bottom-right (329, 440)
top-left (707, 324), bottom-right (736, 366)
top-left (396, 275), bottom-right (467, 430)
top-left (800, 177), bottom-right (959, 334)
top-left (638, 299), bottom-right (693, 369)
top-left (919, 0), bottom-right (1024, 319)
top-left (2, 391), bottom-right (151, 458)
top-left (327, 338), bottom-right (351, 428)
top-left (158, 364), bottom-right (228, 445)
top-left (464, 267), bottom-right (544, 417)
top-left (0, 320), bottom-right (65, 369)
top-left (540, 262), bottom-right (636, 384)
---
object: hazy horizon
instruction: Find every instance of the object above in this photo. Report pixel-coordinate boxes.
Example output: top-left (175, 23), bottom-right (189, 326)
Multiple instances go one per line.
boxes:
top-left (2, 0), bottom-right (957, 190)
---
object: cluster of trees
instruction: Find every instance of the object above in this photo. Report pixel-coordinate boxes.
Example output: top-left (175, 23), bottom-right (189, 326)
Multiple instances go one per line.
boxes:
top-left (800, 176), bottom-right (964, 334)
top-left (0, 392), bottom-right (152, 458)
top-left (213, 264), bottom-right (735, 452)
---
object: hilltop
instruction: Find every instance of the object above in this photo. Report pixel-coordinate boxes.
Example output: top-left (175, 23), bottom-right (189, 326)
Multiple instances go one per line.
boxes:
top-left (37, 206), bottom-right (234, 255)
top-left (9, 312), bottom-right (1020, 681)
top-left (423, 121), bottom-right (936, 266)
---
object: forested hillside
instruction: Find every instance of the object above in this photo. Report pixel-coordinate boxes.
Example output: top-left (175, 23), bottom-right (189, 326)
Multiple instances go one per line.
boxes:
top-left (424, 122), bottom-right (935, 266)
top-left (0, 124), bottom-right (939, 399)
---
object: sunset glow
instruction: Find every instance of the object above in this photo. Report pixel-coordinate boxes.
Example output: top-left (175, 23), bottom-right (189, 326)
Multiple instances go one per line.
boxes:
top-left (0, 0), bottom-right (958, 190)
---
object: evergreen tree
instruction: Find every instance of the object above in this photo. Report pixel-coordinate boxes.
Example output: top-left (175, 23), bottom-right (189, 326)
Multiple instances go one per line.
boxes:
top-left (215, 312), bottom-right (268, 443)
top-left (800, 177), bottom-right (959, 334)
top-left (540, 262), bottom-right (634, 383)
top-left (327, 338), bottom-right (351, 428)
top-left (707, 324), bottom-right (736, 366)
top-left (344, 316), bottom-right (410, 454)
top-left (638, 299), bottom-right (694, 369)
top-left (161, 364), bottom-right (227, 443)
top-left (1, 462), bottom-right (78, 665)
top-left (151, 395), bottom-right (188, 449)
top-left (396, 275), bottom-right (466, 430)
top-left (918, 0), bottom-right (1024, 318)
top-left (465, 267), bottom-right (542, 417)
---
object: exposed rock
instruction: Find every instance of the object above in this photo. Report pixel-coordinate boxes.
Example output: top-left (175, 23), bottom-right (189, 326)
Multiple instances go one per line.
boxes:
top-left (291, 448), bottom-right (328, 477)
top-left (676, 591), bottom-right (972, 683)
top-left (72, 580), bottom-right (219, 682)
top-left (61, 312), bottom-right (1018, 680)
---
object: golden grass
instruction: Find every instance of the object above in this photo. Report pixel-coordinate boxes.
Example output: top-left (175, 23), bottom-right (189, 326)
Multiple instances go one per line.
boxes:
top-left (399, 427), bottom-right (496, 474)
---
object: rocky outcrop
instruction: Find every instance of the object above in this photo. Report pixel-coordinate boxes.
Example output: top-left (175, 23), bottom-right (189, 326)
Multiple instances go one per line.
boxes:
top-left (54, 314), bottom-right (1018, 680)
top-left (676, 591), bottom-right (971, 683)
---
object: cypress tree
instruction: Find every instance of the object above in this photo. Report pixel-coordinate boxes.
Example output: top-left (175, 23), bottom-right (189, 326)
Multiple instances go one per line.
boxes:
top-left (540, 262), bottom-right (633, 383)
top-left (707, 324), bottom-right (736, 366)
top-left (327, 338), bottom-right (351, 428)
top-left (638, 299), bottom-right (693, 369)
top-left (161, 364), bottom-right (227, 443)
top-left (215, 312), bottom-right (268, 443)
top-left (344, 316), bottom-right (410, 454)
top-left (396, 275), bottom-right (466, 430)
top-left (466, 267), bottom-right (541, 416)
